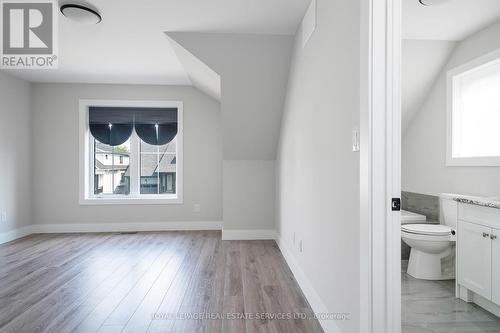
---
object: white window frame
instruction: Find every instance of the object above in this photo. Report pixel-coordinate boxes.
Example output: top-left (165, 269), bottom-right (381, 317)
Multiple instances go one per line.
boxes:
top-left (79, 99), bottom-right (184, 205)
top-left (447, 48), bottom-right (500, 167)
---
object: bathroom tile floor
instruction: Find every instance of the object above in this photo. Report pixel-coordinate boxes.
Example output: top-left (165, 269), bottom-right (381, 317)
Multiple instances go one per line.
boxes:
top-left (402, 261), bottom-right (500, 333)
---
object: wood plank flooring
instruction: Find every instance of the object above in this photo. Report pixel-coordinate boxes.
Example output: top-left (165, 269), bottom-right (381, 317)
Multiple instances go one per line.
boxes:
top-left (0, 231), bottom-right (323, 333)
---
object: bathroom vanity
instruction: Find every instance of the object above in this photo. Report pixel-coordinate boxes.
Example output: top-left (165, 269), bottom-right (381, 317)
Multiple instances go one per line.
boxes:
top-left (454, 196), bottom-right (500, 317)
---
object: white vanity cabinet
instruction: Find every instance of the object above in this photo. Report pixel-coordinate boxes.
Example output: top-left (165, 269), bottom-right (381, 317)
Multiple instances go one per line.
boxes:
top-left (458, 221), bottom-right (492, 299)
top-left (492, 227), bottom-right (500, 305)
top-left (456, 202), bottom-right (500, 316)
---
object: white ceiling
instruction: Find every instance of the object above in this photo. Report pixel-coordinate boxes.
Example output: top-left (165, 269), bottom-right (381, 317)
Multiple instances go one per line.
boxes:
top-left (3, 0), bottom-right (310, 85)
top-left (402, 0), bottom-right (500, 133)
top-left (403, 0), bottom-right (500, 41)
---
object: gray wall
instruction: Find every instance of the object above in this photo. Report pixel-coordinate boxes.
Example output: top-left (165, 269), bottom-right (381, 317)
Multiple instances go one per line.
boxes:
top-left (32, 83), bottom-right (222, 225)
top-left (402, 191), bottom-right (440, 222)
top-left (223, 160), bottom-right (275, 231)
top-left (403, 21), bottom-right (500, 198)
top-left (276, 0), bottom-right (360, 331)
top-left (0, 72), bottom-right (32, 233)
top-left (167, 32), bottom-right (293, 160)
top-left (166, 33), bottom-right (293, 232)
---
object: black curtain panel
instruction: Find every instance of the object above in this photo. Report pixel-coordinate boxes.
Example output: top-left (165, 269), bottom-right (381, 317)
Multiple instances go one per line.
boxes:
top-left (88, 107), bottom-right (178, 146)
top-left (134, 108), bottom-right (178, 145)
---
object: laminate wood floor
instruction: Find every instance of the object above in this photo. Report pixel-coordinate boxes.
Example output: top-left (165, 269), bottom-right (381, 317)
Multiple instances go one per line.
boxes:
top-left (0, 231), bottom-right (323, 333)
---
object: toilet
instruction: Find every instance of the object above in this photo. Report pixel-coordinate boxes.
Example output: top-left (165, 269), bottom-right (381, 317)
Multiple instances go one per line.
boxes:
top-left (401, 194), bottom-right (457, 280)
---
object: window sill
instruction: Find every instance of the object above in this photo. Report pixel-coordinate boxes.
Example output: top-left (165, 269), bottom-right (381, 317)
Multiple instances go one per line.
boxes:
top-left (80, 195), bottom-right (183, 206)
top-left (446, 156), bottom-right (500, 167)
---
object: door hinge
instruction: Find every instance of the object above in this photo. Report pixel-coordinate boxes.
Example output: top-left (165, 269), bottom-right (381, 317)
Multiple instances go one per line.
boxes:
top-left (392, 198), bottom-right (401, 211)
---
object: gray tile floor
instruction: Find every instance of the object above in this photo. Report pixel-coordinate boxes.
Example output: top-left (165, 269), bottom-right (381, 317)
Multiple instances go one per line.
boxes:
top-left (402, 261), bottom-right (500, 333)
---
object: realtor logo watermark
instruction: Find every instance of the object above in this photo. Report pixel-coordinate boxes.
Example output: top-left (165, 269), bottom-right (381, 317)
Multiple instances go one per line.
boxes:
top-left (1, 0), bottom-right (58, 69)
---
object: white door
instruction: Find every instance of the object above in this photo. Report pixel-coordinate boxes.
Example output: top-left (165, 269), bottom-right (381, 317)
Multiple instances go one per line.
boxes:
top-left (458, 221), bottom-right (492, 300)
top-left (492, 227), bottom-right (500, 305)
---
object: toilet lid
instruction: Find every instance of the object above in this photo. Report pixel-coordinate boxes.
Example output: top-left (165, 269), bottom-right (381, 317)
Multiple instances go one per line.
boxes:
top-left (401, 224), bottom-right (452, 236)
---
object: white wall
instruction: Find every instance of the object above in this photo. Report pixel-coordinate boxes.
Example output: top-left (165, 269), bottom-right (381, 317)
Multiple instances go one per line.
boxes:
top-left (32, 83), bottom-right (222, 225)
top-left (403, 21), bottom-right (500, 197)
top-left (0, 72), bottom-right (32, 236)
top-left (166, 33), bottom-right (293, 233)
top-left (167, 32), bottom-right (293, 160)
top-left (276, 0), bottom-right (360, 332)
top-left (402, 39), bottom-right (456, 132)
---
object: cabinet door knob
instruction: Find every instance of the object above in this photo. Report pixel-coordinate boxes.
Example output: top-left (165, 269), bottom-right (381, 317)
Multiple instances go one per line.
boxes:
top-left (491, 234), bottom-right (498, 240)
top-left (483, 232), bottom-right (490, 238)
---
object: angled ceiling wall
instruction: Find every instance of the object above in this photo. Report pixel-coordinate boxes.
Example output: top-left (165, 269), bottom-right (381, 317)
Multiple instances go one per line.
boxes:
top-left (167, 32), bottom-right (294, 160)
top-left (166, 35), bottom-right (221, 102)
top-left (402, 39), bottom-right (456, 133)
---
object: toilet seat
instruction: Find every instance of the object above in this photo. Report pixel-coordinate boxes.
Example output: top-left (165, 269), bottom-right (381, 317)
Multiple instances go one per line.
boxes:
top-left (401, 224), bottom-right (452, 236)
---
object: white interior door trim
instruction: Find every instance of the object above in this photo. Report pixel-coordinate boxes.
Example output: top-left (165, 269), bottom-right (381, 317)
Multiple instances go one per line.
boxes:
top-left (360, 0), bottom-right (402, 332)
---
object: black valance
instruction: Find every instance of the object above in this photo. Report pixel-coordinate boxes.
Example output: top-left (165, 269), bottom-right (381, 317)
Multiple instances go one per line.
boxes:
top-left (89, 107), bottom-right (178, 146)
top-left (134, 109), bottom-right (178, 145)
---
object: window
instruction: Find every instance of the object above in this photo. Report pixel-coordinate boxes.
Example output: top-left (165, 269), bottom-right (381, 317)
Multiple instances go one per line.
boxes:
top-left (79, 100), bottom-right (183, 204)
top-left (140, 139), bottom-right (177, 194)
top-left (447, 50), bottom-right (500, 166)
top-left (94, 139), bottom-right (131, 195)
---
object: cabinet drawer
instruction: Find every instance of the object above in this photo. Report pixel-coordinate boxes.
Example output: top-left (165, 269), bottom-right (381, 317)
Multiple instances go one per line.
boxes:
top-left (459, 203), bottom-right (500, 229)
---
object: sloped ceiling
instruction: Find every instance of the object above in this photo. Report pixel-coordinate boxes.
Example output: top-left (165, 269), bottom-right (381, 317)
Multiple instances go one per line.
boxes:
top-left (402, 0), bottom-right (500, 134)
top-left (166, 35), bottom-right (221, 102)
top-left (402, 40), bottom-right (456, 132)
top-left (166, 32), bottom-right (293, 160)
top-left (403, 0), bottom-right (500, 41)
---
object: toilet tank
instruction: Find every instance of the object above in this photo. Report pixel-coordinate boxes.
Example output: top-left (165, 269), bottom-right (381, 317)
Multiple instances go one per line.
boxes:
top-left (440, 193), bottom-right (458, 229)
top-left (401, 210), bottom-right (426, 225)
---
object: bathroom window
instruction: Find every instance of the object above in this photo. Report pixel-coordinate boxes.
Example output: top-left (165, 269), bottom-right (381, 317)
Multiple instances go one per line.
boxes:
top-left (447, 51), bottom-right (500, 166)
top-left (79, 100), bottom-right (183, 205)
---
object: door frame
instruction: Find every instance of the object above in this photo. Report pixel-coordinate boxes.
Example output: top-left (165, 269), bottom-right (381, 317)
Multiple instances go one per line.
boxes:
top-left (360, 0), bottom-right (402, 332)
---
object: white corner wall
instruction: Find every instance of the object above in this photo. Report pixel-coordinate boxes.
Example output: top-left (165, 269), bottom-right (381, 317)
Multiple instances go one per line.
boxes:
top-left (401, 39), bottom-right (456, 132)
top-left (0, 72), bottom-right (33, 242)
top-left (276, 0), bottom-right (360, 332)
top-left (166, 33), bottom-right (293, 236)
top-left (403, 21), bottom-right (500, 197)
top-left (31, 83), bottom-right (223, 227)
top-left (222, 160), bottom-right (275, 239)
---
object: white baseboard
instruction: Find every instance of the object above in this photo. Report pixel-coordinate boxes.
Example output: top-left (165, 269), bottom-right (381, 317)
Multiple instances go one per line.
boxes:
top-left (222, 229), bottom-right (276, 240)
top-left (0, 222), bottom-right (222, 244)
top-left (0, 226), bottom-right (34, 245)
top-left (276, 236), bottom-right (341, 333)
top-left (31, 221), bottom-right (222, 234)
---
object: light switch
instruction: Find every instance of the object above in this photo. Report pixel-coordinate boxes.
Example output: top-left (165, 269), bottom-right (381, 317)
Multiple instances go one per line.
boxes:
top-left (352, 128), bottom-right (360, 152)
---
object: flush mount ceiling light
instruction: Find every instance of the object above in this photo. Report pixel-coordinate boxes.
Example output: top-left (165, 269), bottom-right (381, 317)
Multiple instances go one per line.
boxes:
top-left (60, 4), bottom-right (101, 24)
top-left (418, 0), bottom-right (450, 6)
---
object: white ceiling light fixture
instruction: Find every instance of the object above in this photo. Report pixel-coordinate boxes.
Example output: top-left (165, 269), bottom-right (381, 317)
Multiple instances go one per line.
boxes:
top-left (60, 4), bottom-right (102, 24)
top-left (418, 0), bottom-right (451, 6)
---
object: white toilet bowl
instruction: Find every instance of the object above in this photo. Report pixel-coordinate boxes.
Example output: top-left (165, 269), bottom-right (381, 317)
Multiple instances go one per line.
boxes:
top-left (401, 224), bottom-right (456, 280)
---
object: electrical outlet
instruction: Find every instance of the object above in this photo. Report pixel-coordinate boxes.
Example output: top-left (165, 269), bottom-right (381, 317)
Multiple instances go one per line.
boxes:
top-left (193, 204), bottom-right (201, 213)
top-left (0, 212), bottom-right (6, 222)
top-left (299, 240), bottom-right (303, 253)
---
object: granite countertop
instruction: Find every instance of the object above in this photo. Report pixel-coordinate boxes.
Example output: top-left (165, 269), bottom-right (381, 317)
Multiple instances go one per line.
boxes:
top-left (452, 195), bottom-right (500, 210)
